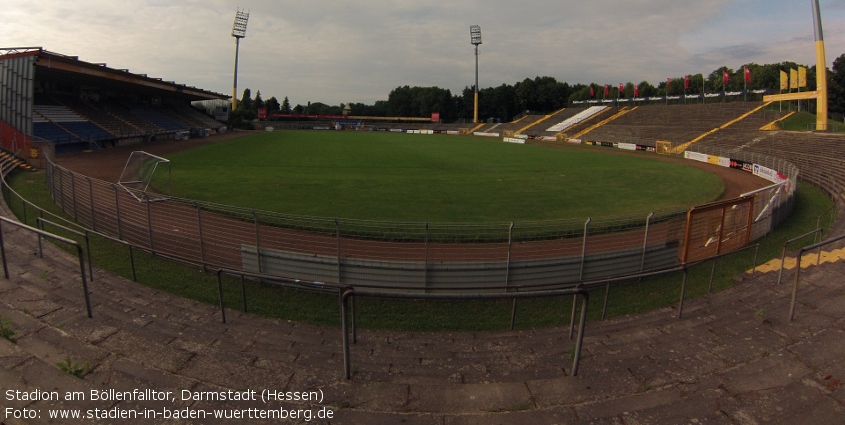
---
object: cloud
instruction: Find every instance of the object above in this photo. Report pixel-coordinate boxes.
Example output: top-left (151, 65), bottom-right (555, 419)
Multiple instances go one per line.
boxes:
top-left (2, 0), bottom-right (843, 106)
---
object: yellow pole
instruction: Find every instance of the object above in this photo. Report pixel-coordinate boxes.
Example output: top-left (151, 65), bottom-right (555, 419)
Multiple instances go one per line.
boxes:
top-left (474, 92), bottom-right (479, 124)
top-left (815, 40), bottom-right (828, 130)
top-left (473, 42), bottom-right (480, 124)
top-left (812, 0), bottom-right (828, 131)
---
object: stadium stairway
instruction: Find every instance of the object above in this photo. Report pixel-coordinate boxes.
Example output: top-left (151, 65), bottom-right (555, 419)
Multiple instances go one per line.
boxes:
top-left (1, 178), bottom-right (845, 422)
top-left (0, 151), bottom-right (34, 173)
top-left (567, 106), bottom-right (634, 140)
top-left (760, 112), bottom-right (796, 131)
top-left (513, 107), bottom-right (568, 136)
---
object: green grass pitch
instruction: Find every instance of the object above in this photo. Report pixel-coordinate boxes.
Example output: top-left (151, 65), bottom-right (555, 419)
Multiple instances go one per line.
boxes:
top-left (162, 131), bottom-right (724, 223)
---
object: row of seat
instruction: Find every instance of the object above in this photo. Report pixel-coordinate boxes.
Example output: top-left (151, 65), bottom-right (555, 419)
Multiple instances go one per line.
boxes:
top-left (31, 94), bottom-right (225, 153)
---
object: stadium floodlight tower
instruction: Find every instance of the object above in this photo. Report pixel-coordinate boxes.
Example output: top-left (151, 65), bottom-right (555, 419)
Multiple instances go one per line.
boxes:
top-left (811, 0), bottom-right (828, 131)
top-left (470, 25), bottom-right (482, 124)
top-left (231, 8), bottom-right (250, 111)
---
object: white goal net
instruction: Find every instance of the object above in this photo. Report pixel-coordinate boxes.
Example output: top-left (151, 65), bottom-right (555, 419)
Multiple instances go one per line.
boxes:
top-left (118, 151), bottom-right (171, 202)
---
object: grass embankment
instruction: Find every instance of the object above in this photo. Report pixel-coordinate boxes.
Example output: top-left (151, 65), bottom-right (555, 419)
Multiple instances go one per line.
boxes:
top-left (773, 109), bottom-right (845, 133)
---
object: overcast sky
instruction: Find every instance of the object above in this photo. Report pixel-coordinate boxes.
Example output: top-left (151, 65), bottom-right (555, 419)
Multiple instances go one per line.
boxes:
top-left (3, 1), bottom-right (844, 106)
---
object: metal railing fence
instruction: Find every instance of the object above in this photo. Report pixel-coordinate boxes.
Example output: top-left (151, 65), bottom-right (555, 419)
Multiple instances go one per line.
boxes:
top-left (0, 215), bottom-right (92, 318)
top-left (788, 233), bottom-right (845, 322)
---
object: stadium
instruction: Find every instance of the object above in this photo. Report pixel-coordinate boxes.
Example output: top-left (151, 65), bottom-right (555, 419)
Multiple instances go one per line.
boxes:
top-left (1, 9), bottom-right (845, 424)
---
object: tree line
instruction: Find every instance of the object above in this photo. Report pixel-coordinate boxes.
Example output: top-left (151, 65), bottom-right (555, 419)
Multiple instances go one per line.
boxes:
top-left (232, 53), bottom-right (845, 125)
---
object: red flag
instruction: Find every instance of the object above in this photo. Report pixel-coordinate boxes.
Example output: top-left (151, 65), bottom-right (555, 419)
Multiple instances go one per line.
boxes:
top-left (684, 75), bottom-right (690, 90)
top-left (634, 85), bottom-right (639, 97)
top-left (604, 85), bottom-right (609, 96)
top-left (619, 83), bottom-right (624, 95)
top-left (589, 86), bottom-right (594, 98)
top-left (723, 70), bottom-right (729, 84)
top-left (744, 67), bottom-right (751, 83)
top-left (666, 78), bottom-right (671, 91)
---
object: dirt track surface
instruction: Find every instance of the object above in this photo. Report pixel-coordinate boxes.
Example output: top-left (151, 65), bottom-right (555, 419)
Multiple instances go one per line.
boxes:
top-left (57, 130), bottom-right (249, 182)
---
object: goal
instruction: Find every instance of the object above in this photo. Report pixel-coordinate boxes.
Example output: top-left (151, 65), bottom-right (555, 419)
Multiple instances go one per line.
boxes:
top-left (118, 151), bottom-right (171, 202)
top-left (680, 196), bottom-right (755, 263)
top-left (655, 140), bottom-right (673, 155)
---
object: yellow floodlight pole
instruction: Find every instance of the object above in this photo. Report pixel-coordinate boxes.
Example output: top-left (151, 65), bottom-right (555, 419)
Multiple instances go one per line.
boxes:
top-left (811, 0), bottom-right (828, 131)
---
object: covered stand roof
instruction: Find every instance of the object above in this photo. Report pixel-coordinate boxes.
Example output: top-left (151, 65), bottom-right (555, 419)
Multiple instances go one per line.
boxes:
top-left (0, 47), bottom-right (228, 102)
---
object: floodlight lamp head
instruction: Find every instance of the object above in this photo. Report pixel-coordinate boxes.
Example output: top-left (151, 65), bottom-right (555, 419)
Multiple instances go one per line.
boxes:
top-left (470, 25), bottom-right (482, 46)
top-left (232, 9), bottom-right (250, 39)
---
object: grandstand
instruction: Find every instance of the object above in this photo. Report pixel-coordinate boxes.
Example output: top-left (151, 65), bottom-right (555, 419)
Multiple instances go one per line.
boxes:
top-left (0, 47), bottom-right (228, 158)
top-left (560, 102), bottom-right (790, 147)
top-left (468, 101), bottom-right (792, 150)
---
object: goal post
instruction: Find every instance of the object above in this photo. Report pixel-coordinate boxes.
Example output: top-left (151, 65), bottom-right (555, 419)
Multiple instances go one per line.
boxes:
top-left (118, 151), bottom-right (171, 202)
top-left (655, 140), bottom-right (673, 155)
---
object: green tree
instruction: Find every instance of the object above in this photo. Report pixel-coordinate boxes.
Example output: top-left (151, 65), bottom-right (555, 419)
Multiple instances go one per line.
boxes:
top-left (515, 78), bottom-right (538, 111)
top-left (231, 54), bottom-right (844, 123)
top-left (254, 90), bottom-right (264, 110)
top-left (265, 96), bottom-right (281, 114)
top-left (308, 102), bottom-right (342, 115)
top-left (829, 53), bottom-right (845, 118)
top-left (230, 88), bottom-right (256, 128)
top-left (386, 86), bottom-right (413, 116)
top-left (705, 67), bottom-right (733, 93)
top-left (238, 88), bottom-right (254, 113)
top-left (484, 84), bottom-right (518, 121)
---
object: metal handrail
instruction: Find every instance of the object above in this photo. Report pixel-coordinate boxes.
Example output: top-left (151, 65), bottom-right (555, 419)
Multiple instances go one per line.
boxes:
top-left (0, 216), bottom-right (92, 318)
top-left (776, 228), bottom-right (824, 284)
top-left (211, 266), bottom-right (593, 379)
top-left (339, 287), bottom-right (591, 379)
top-left (36, 217), bottom-right (94, 283)
top-left (789, 233), bottom-right (845, 322)
top-left (213, 267), bottom-right (342, 324)
top-left (816, 203), bottom-right (837, 240)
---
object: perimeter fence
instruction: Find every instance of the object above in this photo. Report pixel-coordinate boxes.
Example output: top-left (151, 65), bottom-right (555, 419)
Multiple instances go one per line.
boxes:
top-left (37, 144), bottom-right (797, 293)
top-left (687, 145), bottom-right (799, 240)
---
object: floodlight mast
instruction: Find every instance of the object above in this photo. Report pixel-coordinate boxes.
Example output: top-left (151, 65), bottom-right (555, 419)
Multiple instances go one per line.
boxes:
top-left (470, 25), bottom-right (482, 124)
top-left (811, 0), bottom-right (828, 131)
top-left (231, 8), bottom-right (250, 111)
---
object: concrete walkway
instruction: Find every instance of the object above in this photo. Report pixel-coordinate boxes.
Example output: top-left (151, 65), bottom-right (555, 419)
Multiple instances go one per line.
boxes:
top-left (1, 198), bottom-right (844, 424)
